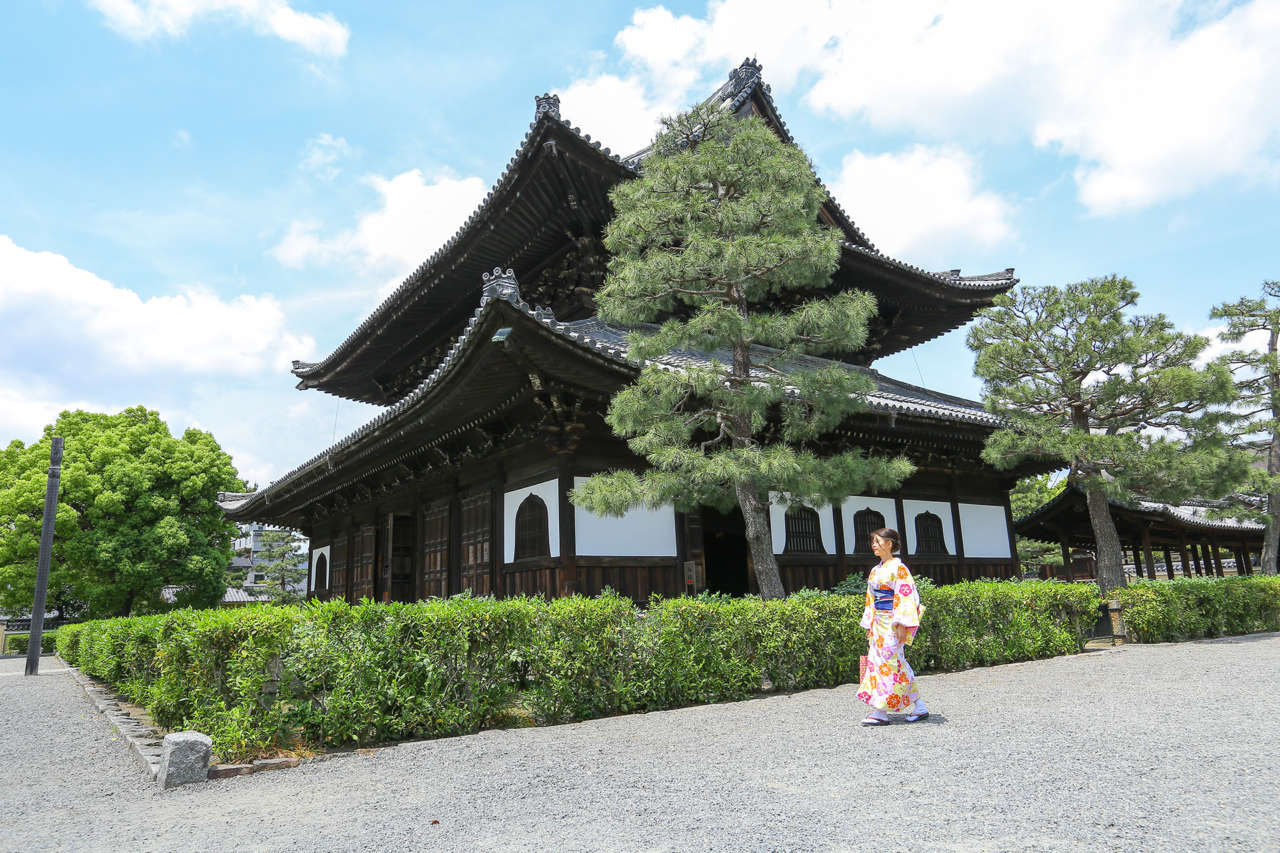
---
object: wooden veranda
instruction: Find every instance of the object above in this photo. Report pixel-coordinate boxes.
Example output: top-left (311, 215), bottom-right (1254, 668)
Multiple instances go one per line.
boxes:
top-left (1015, 484), bottom-right (1264, 581)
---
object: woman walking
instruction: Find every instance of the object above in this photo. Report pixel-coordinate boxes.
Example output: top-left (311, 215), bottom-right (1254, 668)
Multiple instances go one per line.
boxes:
top-left (857, 528), bottom-right (930, 726)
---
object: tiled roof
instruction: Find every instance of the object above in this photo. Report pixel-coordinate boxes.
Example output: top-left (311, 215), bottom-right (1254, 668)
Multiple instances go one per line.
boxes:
top-left (1016, 483), bottom-right (1264, 534)
top-left (220, 271), bottom-right (999, 515)
top-left (291, 59), bottom-right (1015, 401)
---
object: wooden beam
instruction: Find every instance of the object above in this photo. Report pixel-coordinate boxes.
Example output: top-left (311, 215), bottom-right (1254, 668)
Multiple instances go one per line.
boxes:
top-left (1209, 540), bottom-right (1224, 577)
top-left (1163, 547), bottom-right (1175, 581)
top-left (1241, 543), bottom-right (1253, 576)
top-left (557, 457), bottom-right (577, 597)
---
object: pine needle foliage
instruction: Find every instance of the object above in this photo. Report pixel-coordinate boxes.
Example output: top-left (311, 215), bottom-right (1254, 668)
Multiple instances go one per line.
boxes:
top-left (1209, 280), bottom-right (1280, 574)
top-left (967, 276), bottom-right (1246, 593)
top-left (573, 104), bottom-right (913, 599)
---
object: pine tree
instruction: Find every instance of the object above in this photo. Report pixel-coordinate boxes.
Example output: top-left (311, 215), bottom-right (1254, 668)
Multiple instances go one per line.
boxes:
top-left (573, 105), bottom-right (913, 599)
top-left (253, 528), bottom-right (308, 604)
top-left (1210, 280), bottom-right (1280, 574)
top-left (967, 276), bottom-right (1245, 593)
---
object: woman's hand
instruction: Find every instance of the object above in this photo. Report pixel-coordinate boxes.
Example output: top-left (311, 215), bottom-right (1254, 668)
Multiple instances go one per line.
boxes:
top-left (894, 625), bottom-right (911, 645)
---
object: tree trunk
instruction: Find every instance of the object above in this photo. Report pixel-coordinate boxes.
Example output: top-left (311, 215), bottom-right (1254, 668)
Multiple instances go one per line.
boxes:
top-left (736, 483), bottom-right (785, 599)
top-left (1083, 483), bottom-right (1126, 593)
top-left (1264, 330), bottom-right (1280, 574)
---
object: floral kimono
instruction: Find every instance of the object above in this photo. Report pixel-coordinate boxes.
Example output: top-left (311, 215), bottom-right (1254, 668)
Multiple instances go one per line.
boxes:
top-left (857, 557), bottom-right (924, 714)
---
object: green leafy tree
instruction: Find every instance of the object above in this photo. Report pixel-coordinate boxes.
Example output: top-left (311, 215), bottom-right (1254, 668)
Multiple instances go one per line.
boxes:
top-left (254, 528), bottom-right (308, 604)
top-left (0, 407), bottom-right (243, 618)
top-left (1210, 280), bottom-right (1280, 574)
top-left (572, 104), bottom-right (913, 599)
top-left (1009, 474), bottom-right (1065, 574)
top-left (967, 276), bottom-right (1245, 593)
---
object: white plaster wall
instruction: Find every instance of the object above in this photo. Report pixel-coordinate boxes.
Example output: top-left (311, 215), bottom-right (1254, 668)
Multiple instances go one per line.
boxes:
top-left (573, 477), bottom-right (678, 556)
top-left (902, 499), bottom-right (957, 556)
top-left (504, 479), bottom-right (560, 562)
top-left (958, 503), bottom-right (1012, 558)
top-left (310, 545), bottom-right (330, 590)
top-left (768, 493), bottom-right (836, 554)
top-left (840, 496), bottom-right (899, 555)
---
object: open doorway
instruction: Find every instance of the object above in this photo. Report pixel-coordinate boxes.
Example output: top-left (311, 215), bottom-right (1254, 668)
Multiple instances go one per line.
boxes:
top-left (702, 505), bottom-right (750, 595)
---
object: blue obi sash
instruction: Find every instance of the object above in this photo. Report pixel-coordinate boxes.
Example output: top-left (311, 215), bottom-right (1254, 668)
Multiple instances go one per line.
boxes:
top-left (873, 588), bottom-right (894, 611)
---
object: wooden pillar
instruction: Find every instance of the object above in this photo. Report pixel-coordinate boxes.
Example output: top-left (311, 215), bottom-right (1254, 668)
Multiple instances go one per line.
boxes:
top-left (1141, 525), bottom-right (1157, 581)
top-left (414, 497), bottom-right (426, 602)
top-left (1060, 537), bottom-right (1074, 582)
top-left (1162, 547), bottom-right (1175, 581)
top-left (832, 503), bottom-right (848, 583)
top-left (1241, 544), bottom-right (1253, 576)
top-left (557, 458), bottom-right (577, 598)
top-left (1002, 493), bottom-right (1020, 580)
top-left (490, 479), bottom-right (503, 598)
top-left (949, 477), bottom-right (968, 580)
top-left (1189, 540), bottom-right (1202, 575)
top-left (1178, 537), bottom-right (1193, 578)
top-left (448, 484), bottom-right (462, 596)
top-left (1209, 540), bottom-right (1224, 577)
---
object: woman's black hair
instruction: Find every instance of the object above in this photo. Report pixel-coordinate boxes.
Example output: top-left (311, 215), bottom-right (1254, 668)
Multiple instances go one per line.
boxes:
top-left (870, 527), bottom-right (901, 554)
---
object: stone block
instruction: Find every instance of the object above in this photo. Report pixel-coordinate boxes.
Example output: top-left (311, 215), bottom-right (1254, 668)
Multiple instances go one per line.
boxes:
top-left (208, 763), bottom-right (255, 779)
top-left (157, 731), bottom-right (212, 789)
top-left (251, 757), bottom-right (299, 772)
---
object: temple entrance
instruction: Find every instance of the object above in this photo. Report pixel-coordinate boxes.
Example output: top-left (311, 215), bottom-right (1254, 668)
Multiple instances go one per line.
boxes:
top-left (702, 506), bottom-right (750, 596)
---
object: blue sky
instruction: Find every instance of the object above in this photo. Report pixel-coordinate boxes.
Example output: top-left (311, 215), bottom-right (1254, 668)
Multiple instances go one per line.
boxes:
top-left (2, 0), bottom-right (1278, 488)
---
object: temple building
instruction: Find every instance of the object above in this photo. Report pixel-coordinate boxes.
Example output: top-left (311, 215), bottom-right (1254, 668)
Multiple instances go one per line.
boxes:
top-left (220, 59), bottom-right (1044, 603)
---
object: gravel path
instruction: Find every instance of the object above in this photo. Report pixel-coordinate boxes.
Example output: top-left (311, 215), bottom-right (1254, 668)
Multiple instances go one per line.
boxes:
top-left (3, 635), bottom-right (1278, 853)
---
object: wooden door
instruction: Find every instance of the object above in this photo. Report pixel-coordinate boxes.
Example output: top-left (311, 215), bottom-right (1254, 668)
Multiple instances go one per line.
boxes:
top-left (422, 501), bottom-right (450, 599)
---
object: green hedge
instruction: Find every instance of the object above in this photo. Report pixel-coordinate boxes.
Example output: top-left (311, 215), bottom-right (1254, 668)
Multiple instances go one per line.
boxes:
top-left (4, 629), bottom-right (58, 655)
top-left (1115, 576), bottom-right (1280, 643)
top-left (56, 580), bottom-right (1103, 761)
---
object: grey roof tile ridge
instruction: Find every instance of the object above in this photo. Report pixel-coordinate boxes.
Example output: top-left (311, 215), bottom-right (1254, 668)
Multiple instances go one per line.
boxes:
top-left (842, 242), bottom-right (1019, 291)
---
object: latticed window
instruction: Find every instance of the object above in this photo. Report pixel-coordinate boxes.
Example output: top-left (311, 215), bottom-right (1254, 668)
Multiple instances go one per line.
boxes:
top-left (783, 506), bottom-right (825, 554)
top-left (853, 508), bottom-right (886, 555)
top-left (914, 512), bottom-right (949, 555)
top-left (514, 494), bottom-right (550, 559)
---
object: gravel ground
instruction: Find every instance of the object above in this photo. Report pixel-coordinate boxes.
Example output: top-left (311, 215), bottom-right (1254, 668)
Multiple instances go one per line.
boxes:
top-left (3, 634), bottom-right (1278, 853)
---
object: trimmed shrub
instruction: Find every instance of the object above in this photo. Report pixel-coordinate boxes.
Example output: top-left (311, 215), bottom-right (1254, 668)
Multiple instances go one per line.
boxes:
top-left (1116, 576), bottom-right (1280, 643)
top-left (5, 630), bottom-right (58, 655)
top-left (55, 578), bottom-right (1110, 761)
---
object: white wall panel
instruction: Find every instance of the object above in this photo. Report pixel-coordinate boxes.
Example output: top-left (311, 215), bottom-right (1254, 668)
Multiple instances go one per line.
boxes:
top-left (840, 496), bottom-right (899, 555)
top-left (958, 503), bottom-right (1012, 558)
top-left (504, 479), bottom-right (560, 562)
top-left (902, 499), bottom-right (957, 556)
top-left (310, 545), bottom-right (330, 589)
top-left (768, 493), bottom-right (836, 554)
top-left (574, 477), bottom-right (678, 557)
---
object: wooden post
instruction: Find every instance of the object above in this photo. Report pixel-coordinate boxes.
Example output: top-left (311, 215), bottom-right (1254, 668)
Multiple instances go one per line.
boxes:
top-left (490, 480), bottom-right (503, 598)
top-left (25, 437), bottom-right (62, 676)
top-left (1060, 537), bottom-right (1074, 582)
top-left (557, 459), bottom-right (577, 597)
top-left (1241, 543), bottom-right (1253, 575)
top-left (832, 503), bottom-right (847, 583)
top-left (1002, 493), bottom-right (1020, 580)
top-left (949, 477), bottom-right (968, 578)
top-left (1189, 540), bottom-right (1202, 575)
top-left (893, 496), bottom-right (907, 553)
top-left (1178, 537), bottom-right (1193, 578)
top-left (1209, 540), bottom-right (1224, 577)
top-left (448, 484), bottom-right (462, 597)
top-left (1141, 525), bottom-right (1157, 581)
top-left (1162, 547), bottom-right (1175, 581)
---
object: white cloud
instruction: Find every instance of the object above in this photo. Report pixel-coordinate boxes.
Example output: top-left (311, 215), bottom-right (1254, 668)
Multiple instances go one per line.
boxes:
top-left (1195, 323), bottom-right (1270, 369)
top-left (0, 373), bottom-right (117, 447)
top-left (270, 169), bottom-right (487, 276)
top-left (173, 128), bottom-right (191, 147)
top-left (600, 0), bottom-right (1280, 215)
top-left (556, 74), bottom-right (674, 157)
top-left (830, 145), bottom-right (1013, 259)
top-left (0, 235), bottom-right (314, 374)
top-left (298, 133), bottom-right (351, 180)
top-left (89, 0), bottom-right (349, 56)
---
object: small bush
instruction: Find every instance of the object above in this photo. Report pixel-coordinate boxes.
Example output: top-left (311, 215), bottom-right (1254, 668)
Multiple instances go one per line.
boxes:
top-left (5, 630), bottom-right (59, 655)
top-left (1115, 576), bottom-right (1280, 643)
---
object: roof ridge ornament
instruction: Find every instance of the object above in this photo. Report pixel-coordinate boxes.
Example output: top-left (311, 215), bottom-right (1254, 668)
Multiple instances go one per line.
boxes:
top-left (482, 267), bottom-right (521, 301)
top-left (730, 57), bottom-right (762, 93)
top-left (535, 93), bottom-right (560, 120)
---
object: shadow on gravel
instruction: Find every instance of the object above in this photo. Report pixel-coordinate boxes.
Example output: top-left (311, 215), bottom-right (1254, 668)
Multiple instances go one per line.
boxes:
top-left (1196, 632), bottom-right (1280, 646)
